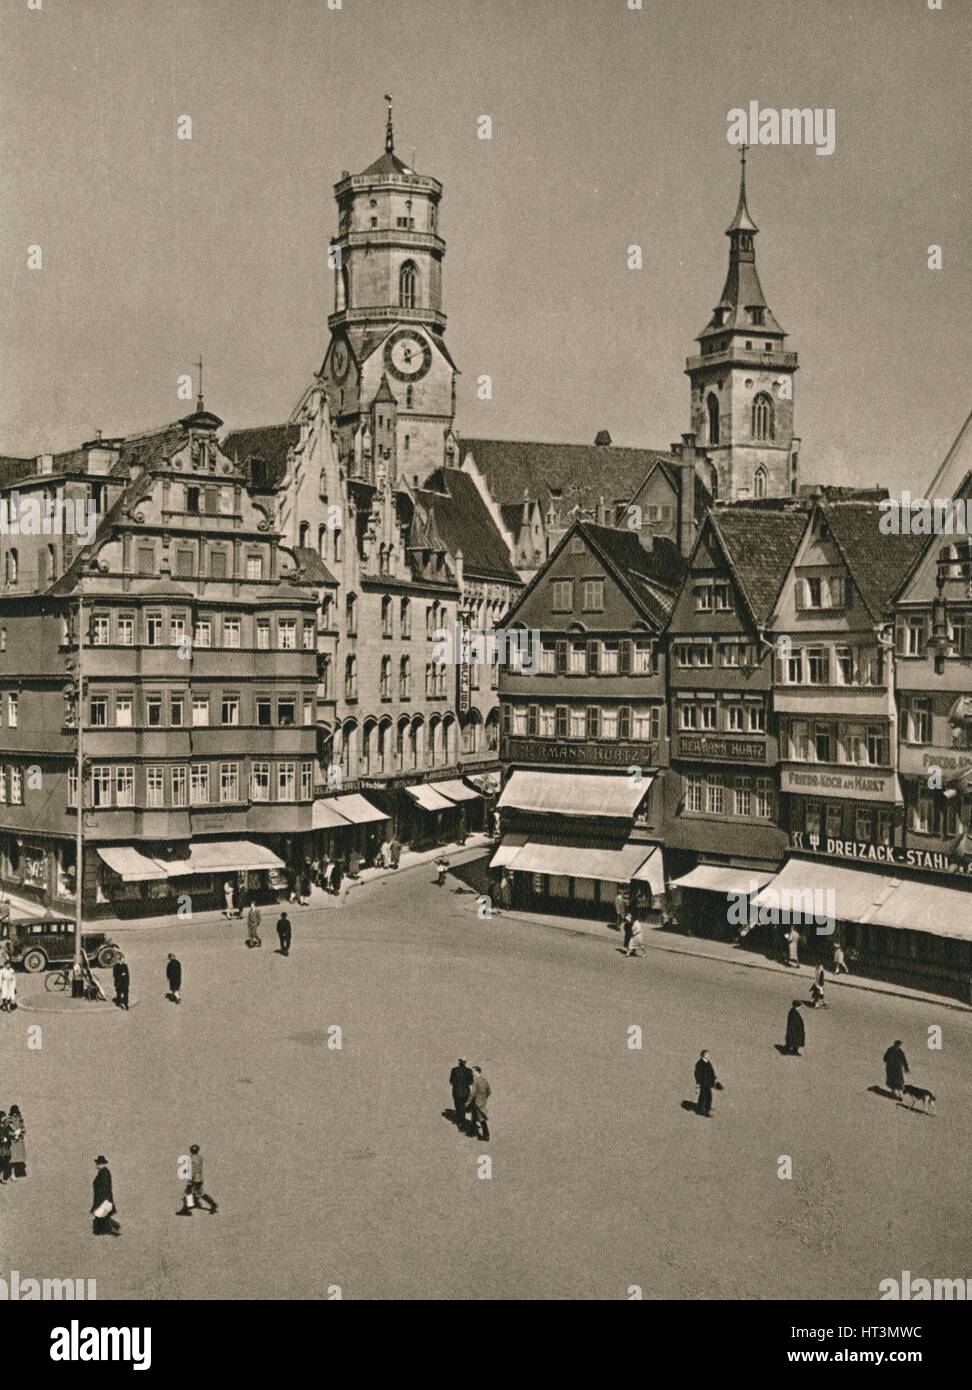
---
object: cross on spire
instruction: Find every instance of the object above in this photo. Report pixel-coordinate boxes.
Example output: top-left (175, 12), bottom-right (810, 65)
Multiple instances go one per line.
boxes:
top-left (384, 94), bottom-right (394, 153)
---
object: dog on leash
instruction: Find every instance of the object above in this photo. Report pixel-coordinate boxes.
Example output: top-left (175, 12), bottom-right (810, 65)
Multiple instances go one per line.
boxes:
top-left (901, 1084), bottom-right (936, 1114)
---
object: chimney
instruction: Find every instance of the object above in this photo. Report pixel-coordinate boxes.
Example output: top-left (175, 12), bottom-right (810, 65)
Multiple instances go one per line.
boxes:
top-left (597, 494), bottom-right (607, 526)
top-left (594, 430), bottom-right (612, 447)
top-left (675, 431), bottom-right (702, 559)
top-left (454, 546), bottom-right (464, 591)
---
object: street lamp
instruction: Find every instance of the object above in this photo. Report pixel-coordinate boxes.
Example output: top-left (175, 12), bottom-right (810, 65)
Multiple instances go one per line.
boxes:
top-left (64, 596), bottom-right (87, 990)
top-left (928, 539), bottom-right (972, 672)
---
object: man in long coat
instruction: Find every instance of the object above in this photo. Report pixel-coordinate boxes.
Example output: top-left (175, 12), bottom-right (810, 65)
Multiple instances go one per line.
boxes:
top-left (468, 1067), bottom-right (491, 1141)
top-left (694, 1050), bottom-right (717, 1117)
top-left (884, 1040), bottom-right (909, 1099)
top-left (276, 913), bottom-right (292, 956)
top-left (784, 1001), bottom-right (806, 1055)
top-left (113, 957), bottom-right (130, 1010)
top-left (91, 1156), bottom-right (118, 1236)
top-left (165, 953), bottom-right (181, 1004)
top-left (449, 1057), bottom-right (473, 1131)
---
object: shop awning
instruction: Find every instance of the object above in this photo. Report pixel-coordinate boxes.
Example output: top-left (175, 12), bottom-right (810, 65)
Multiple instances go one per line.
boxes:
top-left (752, 858), bottom-right (888, 925)
top-left (497, 770), bottom-right (651, 819)
top-left (502, 837), bottom-right (659, 884)
top-left (328, 793), bottom-right (388, 825)
top-left (671, 864), bottom-right (775, 895)
top-left (631, 847), bottom-right (666, 896)
top-left (432, 779), bottom-right (481, 804)
top-left (164, 840), bottom-right (285, 876)
top-left (97, 846), bottom-right (170, 882)
top-left (405, 783), bottom-right (455, 814)
top-left (312, 800), bottom-right (354, 831)
top-left (489, 833), bottom-right (528, 869)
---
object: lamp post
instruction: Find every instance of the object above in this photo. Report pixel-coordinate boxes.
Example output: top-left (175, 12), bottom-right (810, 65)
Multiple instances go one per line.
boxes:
top-left (64, 596), bottom-right (86, 980)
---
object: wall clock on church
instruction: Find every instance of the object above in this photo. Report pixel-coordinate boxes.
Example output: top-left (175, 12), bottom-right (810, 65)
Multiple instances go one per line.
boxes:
top-left (330, 339), bottom-right (351, 384)
top-left (384, 329), bottom-right (432, 382)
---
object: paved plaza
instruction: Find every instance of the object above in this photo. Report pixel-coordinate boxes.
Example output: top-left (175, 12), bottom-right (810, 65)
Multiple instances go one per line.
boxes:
top-left (3, 854), bottom-right (970, 1300)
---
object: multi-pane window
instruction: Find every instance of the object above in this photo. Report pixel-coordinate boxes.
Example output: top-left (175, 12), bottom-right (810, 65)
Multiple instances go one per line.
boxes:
top-left (902, 616), bottom-right (925, 657)
top-left (192, 696), bottom-right (210, 727)
top-left (694, 585), bottom-right (713, 612)
top-left (633, 641), bottom-right (652, 674)
top-left (705, 777), bottom-right (725, 815)
top-left (569, 643), bottom-right (586, 674)
top-left (876, 809), bottom-right (893, 846)
top-left (246, 554), bottom-right (263, 581)
top-left (221, 695), bottom-right (240, 726)
top-left (754, 778), bottom-right (774, 820)
top-left (700, 704), bottom-right (717, 731)
top-left (190, 765), bottom-right (210, 805)
top-left (170, 616), bottom-right (187, 649)
top-left (826, 803), bottom-right (842, 838)
top-left (748, 704), bottom-right (766, 733)
top-left (7, 694), bottom-right (18, 728)
top-left (867, 723), bottom-right (889, 766)
top-left (301, 762), bottom-right (314, 800)
top-left (805, 647), bottom-right (830, 684)
top-left (696, 645), bottom-right (713, 668)
top-left (581, 579), bottom-right (604, 612)
top-left (713, 582), bottom-right (732, 610)
top-left (256, 697), bottom-right (272, 727)
top-left (92, 615), bottom-right (111, 645)
top-left (146, 614), bottom-right (163, 646)
top-left (223, 617), bottom-right (242, 649)
top-left (170, 695), bottom-right (185, 727)
top-left (380, 656), bottom-right (391, 699)
top-left (9, 766), bottom-right (23, 804)
top-left (256, 619), bottom-right (270, 650)
top-left (569, 707), bottom-right (586, 738)
top-left (250, 762), bottom-right (270, 801)
top-left (193, 618), bottom-right (212, 649)
top-left (345, 656), bottom-right (357, 700)
top-left (90, 696), bottom-right (108, 727)
top-left (539, 706), bottom-right (556, 737)
top-left (814, 722), bottom-right (835, 763)
top-left (277, 698), bottom-right (296, 727)
top-left (679, 703), bottom-right (699, 731)
top-left (733, 780), bottom-right (752, 817)
top-left (147, 767), bottom-right (165, 808)
top-left (785, 650), bottom-right (802, 684)
top-left (855, 806), bottom-right (872, 842)
top-left (727, 704), bottom-right (744, 733)
top-left (115, 766), bottom-right (134, 807)
top-left (171, 766), bottom-right (187, 807)
top-left (277, 763), bottom-right (296, 801)
top-left (117, 614), bottom-right (134, 646)
top-left (600, 708), bottom-right (618, 739)
top-left (551, 579), bottom-right (573, 612)
top-left (903, 697), bottom-right (932, 745)
top-left (685, 775), bottom-right (704, 813)
top-left (302, 620), bottom-right (315, 651)
top-left (220, 763), bottom-right (239, 803)
top-left (600, 643), bottom-right (619, 675)
top-left (278, 618), bottom-right (297, 650)
top-left (540, 643), bottom-right (556, 674)
top-left (115, 695), bottom-right (133, 728)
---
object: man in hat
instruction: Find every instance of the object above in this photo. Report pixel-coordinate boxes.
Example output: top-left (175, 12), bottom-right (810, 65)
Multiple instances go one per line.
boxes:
top-left (884, 1040), bottom-right (909, 1100)
top-left (694, 1050), bottom-right (717, 1118)
top-left (177, 1144), bottom-right (218, 1216)
top-left (112, 955), bottom-right (130, 1010)
top-left (449, 1057), bottom-right (473, 1132)
top-left (784, 1000), bottom-right (806, 1055)
top-left (91, 1156), bottom-right (118, 1236)
top-left (165, 953), bottom-right (182, 1004)
top-left (276, 912), bottom-right (292, 957)
top-left (468, 1066), bottom-right (491, 1141)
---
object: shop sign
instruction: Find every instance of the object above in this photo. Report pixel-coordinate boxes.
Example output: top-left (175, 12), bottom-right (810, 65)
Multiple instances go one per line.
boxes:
top-left (781, 766), bottom-right (898, 802)
top-left (789, 830), bottom-right (972, 877)
top-left (458, 660), bottom-right (471, 715)
top-left (674, 734), bottom-right (767, 763)
top-left (501, 736), bottom-right (657, 768)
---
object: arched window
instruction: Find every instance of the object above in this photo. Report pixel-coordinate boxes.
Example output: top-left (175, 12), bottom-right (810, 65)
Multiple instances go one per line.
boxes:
top-left (400, 655), bottom-right (411, 699)
top-left (333, 523), bottom-right (342, 564)
top-left (752, 392), bottom-right (774, 441)
top-left (298, 521), bottom-right (310, 548)
top-left (706, 393), bottom-right (720, 446)
top-left (400, 597), bottom-right (411, 638)
top-left (318, 524), bottom-right (327, 558)
top-left (399, 261), bottom-right (418, 309)
top-left (754, 466), bottom-right (767, 500)
top-left (345, 592), bottom-right (357, 635)
top-left (380, 655), bottom-right (391, 699)
top-left (381, 594), bottom-right (392, 636)
top-left (344, 656), bottom-right (357, 700)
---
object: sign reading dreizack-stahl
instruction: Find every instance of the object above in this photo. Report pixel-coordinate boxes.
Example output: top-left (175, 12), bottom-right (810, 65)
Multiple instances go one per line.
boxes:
top-left (789, 832), bottom-right (972, 877)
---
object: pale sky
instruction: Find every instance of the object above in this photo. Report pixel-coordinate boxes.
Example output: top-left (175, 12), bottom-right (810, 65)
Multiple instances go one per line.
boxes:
top-left (2, 0), bottom-right (970, 494)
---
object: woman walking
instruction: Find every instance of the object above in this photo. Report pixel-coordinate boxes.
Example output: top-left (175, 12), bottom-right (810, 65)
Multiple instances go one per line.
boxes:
top-left (0, 1111), bottom-right (11, 1184)
top-left (0, 959), bottom-right (16, 1012)
top-left (7, 1105), bottom-right (26, 1180)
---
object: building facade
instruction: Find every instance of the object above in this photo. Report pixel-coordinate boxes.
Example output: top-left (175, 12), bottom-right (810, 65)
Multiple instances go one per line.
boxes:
top-left (0, 405), bottom-right (325, 917)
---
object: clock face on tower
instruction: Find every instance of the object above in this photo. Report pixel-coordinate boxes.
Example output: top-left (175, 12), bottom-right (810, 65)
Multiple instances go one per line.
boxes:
top-left (330, 339), bottom-right (350, 384)
top-left (384, 329), bottom-right (432, 382)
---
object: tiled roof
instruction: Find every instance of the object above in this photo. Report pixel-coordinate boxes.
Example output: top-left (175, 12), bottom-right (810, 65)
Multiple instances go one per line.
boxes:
top-left (117, 422), bottom-right (188, 472)
top-left (639, 457), bottom-right (713, 516)
top-left (819, 502), bottom-right (928, 622)
top-left (292, 546), bottom-right (338, 587)
top-left (359, 150), bottom-right (415, 179)
top-left (415, 467), bottom-right (520, 584)
top-left (711, 509), bottom-right (809, 626)
top-left (222, 424), bottom-right (297, 489)
top-left (0, 455), bottom-right (37, 489)
top-left (581, 522), bottom-right (684, 626)
top-left (499, 502), bottom-right (528, 533)
top-left (461, 437), bottom-right (677, 512)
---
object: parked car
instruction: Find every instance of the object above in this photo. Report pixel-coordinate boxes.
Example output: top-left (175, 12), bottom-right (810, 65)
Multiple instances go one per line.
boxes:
top-left (0, 916), bottom-right (122, 973)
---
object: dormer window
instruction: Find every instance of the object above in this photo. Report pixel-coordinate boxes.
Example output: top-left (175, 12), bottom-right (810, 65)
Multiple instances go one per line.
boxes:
top-left (749, 306), bottom-right (765, 326)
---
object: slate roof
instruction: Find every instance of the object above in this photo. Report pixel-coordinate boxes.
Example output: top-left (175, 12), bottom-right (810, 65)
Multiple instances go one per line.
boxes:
top-left (292, 546), bottom-right (338, 587)
top-left (414, 467), bottom-right (520, 585)
top-left (710, 509), bottom-right (809, 626)
top-left (461, 437), bottom-right (677, 513)
top-left (359, 150), bottom-right (416, 179)
top-left (222, 424), bottom-right (298, 490)
top-left (117, 422), bottom-right (191, 472)
top-left (818, 502), bottom-right (928, 622)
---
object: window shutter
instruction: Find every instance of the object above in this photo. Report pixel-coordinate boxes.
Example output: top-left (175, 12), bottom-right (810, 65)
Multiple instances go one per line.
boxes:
top-left (527, 705), bottom-right (539, 736)
top-left (894, 620), bottom-right (905, 656)
top-left (556, 640), bottom-right (568, 674)
top-left (587, 640), bottom-right (600, 675)
top-left (556, 706), bottom-right (568, 738)
top-left (795, 580), bottom-right (806, 612)
top-left (619, 640), bottom-right (632, 675)
top-left (618, 706), bottom-right (632, 740)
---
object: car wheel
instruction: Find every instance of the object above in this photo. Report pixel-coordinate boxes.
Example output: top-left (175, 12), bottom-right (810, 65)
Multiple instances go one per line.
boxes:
top-left (97, 946), bottom-right (120, 968)
top-left (22, 949), bottom-right (47, 973)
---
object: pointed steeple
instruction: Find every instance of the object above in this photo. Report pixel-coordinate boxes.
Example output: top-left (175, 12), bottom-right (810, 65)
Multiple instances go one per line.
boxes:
top-left (697, 149), bottom-right (783, 340)
top-left (726, 145), bottom-right (758, 235)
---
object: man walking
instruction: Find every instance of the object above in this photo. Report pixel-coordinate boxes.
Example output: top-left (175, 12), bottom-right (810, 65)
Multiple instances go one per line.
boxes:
top-left (276, 912), bottom-right (292, 957)
top-left (177, 1144), bottom-right (219, 1216)
top-left (91, 1156), bottom-right (119, 1236)
top-left (113, 955), bottom-right (130, 1010)
top-left (246, 901), bottom-right (262, 949)
top-left (884, 1040), bottom-right (909, 1100)
top-left (694, 1050), bottom-right (717, 1117)
top-left (165, 953), bottom-right (182, 1004)
top-left (468, 1066), bottom-right (491, 1141)
top-left (389, 836), bottom-right (401, 870)
top-left (784, 1000), bottom-right (805, 1055)
top-left (0, 959), bottom-right (16, 1013)
top-left (449, 1057), bottom-right (473, 1132)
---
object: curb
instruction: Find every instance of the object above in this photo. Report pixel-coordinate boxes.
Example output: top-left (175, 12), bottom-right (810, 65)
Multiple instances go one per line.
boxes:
top-left (460, 895), bottom-right (972, 1014)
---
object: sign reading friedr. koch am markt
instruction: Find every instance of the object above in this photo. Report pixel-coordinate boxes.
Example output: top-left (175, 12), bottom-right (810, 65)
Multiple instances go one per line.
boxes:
top-left (789, 832), bottom-right (972, 877)
top-left (780, 766), bottom-right (899, 801)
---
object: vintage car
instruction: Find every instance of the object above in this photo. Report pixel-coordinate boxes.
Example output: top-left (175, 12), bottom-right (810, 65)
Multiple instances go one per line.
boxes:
top-left (0, 915), bottom-right (122, 973)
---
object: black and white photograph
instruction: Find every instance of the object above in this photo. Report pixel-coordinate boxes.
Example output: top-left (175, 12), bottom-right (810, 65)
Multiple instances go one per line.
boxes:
top-left (1, 0), bottom-right (970, 1353)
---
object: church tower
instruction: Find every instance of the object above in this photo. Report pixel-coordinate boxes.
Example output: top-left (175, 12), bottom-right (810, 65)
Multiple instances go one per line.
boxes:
top-left (322, 97), bottom-right (458, 486)
top-left (686, 150), bottom-right (800, 502)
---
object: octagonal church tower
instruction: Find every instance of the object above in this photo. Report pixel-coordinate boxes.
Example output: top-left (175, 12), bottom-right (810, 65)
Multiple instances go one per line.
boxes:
top-left (322, 98), bottom-right (459, 486)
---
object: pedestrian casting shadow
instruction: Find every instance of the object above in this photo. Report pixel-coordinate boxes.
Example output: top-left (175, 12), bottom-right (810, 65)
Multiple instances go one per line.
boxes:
top-left (774, 1044), bottom-right (800, 1056)
top-left (896, 1101), bottom-right (934, 1118)
top-left (680, 1100), bottom-right (702, 1116)
top-left (442, 1108), bottom-right (470, 1133)
top-left (867, 1085), bottom-right (899, 1102)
